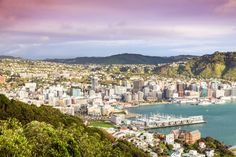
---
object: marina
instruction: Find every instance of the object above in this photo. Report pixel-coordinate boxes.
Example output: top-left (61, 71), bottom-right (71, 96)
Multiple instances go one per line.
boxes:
top-left (128, 102), bottom-right (236, 145)
top-left (131, 113), bottom-right (205, 129)
top-left (174, 98), bottom-right (229, 106)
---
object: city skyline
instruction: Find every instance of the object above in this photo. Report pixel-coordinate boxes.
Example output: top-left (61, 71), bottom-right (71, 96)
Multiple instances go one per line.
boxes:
top-left (0, 0), bottom-right (236, 59)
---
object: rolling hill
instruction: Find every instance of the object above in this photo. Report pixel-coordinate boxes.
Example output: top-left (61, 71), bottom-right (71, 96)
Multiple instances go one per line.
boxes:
top-left (44, 53), bottom-right (197, 64)
top-left (154, 52), bottom-right (236, 80)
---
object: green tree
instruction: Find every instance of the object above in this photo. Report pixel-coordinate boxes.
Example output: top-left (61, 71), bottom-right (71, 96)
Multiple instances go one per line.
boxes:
top-left (0, 119), bottom-right (31, 157)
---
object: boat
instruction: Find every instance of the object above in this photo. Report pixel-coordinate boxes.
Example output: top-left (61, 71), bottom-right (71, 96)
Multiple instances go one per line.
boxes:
top-left (214, 100), bottom-right (226, 104)
top-left (197, 101), bottom-right (212, 106)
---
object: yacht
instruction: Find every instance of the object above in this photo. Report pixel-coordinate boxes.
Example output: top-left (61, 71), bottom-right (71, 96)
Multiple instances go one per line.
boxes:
top-left (197, 101), bottom-right (212, 106)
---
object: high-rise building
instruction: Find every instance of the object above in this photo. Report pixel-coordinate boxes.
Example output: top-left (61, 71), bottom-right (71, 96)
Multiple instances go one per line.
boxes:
top-left (224, 89), bottom-right (231, 97)
top-left (143, 86), bottom-right (150, 97)
top-left (124, 92), bottom-right (132, 102)
top-left (71, 85), bottom-right (81, 97)
top-left (132, 93), bottom-right (139, 102)
top-left (133, 79), bottom-right (144, 92)
top-left (200, 88), bottom-right (208, 97)
top-left (91, 76), bottom-right (99, 90)
top-left (163, 88), bottom-right (175, 99)
top-left (137, 91), bottom-right (144, 101)
top-left (208, 88), bottom-right (212, 99)
top-left (214, 89), bottom-right (224, 98)
top-left (231, 88), bottom-right (236, 96)
top-left (177, 83), bottom-right (184, 97)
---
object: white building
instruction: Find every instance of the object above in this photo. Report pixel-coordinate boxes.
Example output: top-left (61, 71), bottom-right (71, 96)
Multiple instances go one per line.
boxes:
top-left (165, 133), bottom-right (175, 145)
top-left (111, 114), bottom-right (125, 125)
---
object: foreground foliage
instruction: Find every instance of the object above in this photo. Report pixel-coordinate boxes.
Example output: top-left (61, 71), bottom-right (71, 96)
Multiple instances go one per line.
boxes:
top-left (182, 137), bottom-right (235, 157)
top-left (0, 94), bottom-right (149, 157)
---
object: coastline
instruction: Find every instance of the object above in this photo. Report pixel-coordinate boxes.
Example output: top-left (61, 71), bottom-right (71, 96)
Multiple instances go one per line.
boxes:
top-left (123, 101), bottom-right (172, 109)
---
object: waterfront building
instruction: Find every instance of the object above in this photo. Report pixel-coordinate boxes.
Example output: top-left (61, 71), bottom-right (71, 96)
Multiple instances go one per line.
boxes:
top-left (231, 87), bottom-right (236, 96)
top-left (207, 88), bottom-right (212, 99)
top-left (143, 86), bottom-right (150, 97)
top-left (164, 88), bottom-right (175, 99)
top-left (171, 129), bottom-right (201, 145)
top-left (137, 91), bottom-right (144, 101)
top-left (177, 83), bottom-right (185, 97)
top-left (156, 91), bottom-right (163, 99)
top-left (224, 89), bottom-right (232, 97)
top-left (211, 81), bottom-right (219, 90)
top-left (132, 93), bottom-right (139, 102)
top-left (213, 89), bottom-right (224, 98)
top-left (190, 83), bottom-right (200, 92)
top-left (200, 88), bottom-right (208, 97)
top-left (124, 92), bottom-right (132, 102)
top-left (185, 91), bottom-right (199, 97)
top-left (185, 130), bottom-right (201, 144)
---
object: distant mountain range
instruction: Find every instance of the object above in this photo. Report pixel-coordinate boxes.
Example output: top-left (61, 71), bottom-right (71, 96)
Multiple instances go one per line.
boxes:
top-left (2, 52), bottom-right (236, 79)
top-left (0, 55), bottom-right (19, 59)
top-left (44, 53), bottom-right (197, 64)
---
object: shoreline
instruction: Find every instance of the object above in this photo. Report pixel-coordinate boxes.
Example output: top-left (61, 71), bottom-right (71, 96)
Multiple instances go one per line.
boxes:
top-left (123, 101), bottom-right (172, 109)
top-left (123, 99), bottom-right (236, 109)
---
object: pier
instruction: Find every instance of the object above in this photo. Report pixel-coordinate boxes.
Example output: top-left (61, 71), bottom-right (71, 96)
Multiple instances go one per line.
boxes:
top-left (131, 113), bottom-right (205, 129)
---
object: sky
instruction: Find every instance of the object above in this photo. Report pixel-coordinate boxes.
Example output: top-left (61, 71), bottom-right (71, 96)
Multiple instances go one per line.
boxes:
top-left (0, 0), bottom-right (236, 59)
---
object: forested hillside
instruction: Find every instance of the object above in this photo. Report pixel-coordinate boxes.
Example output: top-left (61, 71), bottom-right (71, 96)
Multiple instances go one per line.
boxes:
top-left (45, 53), bottom-right (196, 64)
top-left (154, 52), bottom-right (236, 80)
top-left (0, 94), bottom-right (149, 157)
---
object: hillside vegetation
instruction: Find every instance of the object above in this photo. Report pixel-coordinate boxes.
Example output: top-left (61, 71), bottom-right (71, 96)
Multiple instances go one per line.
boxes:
top-left (154, 52), bottom-right (236, 80)
top-left (45, 53), bottom-right (196, 64)
top-left (0, 94), bottom-right (149, 157)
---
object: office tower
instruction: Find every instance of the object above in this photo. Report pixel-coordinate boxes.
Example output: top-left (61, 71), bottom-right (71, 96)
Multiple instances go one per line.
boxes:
top-left (177, 83), bottom-right (184, 97)
top-left (71, 85), bottom-right (81, 97)
top-left (91, 76), bottom-right (99, 90)
top-left (133, 79), bottom-right (144, 92)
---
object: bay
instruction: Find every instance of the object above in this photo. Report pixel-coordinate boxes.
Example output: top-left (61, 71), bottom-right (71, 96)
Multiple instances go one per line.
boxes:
top-left (128, 103), bottom-right (236, 145)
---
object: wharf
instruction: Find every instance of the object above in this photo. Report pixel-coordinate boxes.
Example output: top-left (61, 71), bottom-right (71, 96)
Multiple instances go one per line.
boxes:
top-left (131, 114), bottom-right (206, 129)
top-left (125, 112), bottom-right (141, 119)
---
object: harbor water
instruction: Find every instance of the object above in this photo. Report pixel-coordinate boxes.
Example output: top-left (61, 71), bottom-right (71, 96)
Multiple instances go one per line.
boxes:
top-left (128, 103), bottom-right (236, 145)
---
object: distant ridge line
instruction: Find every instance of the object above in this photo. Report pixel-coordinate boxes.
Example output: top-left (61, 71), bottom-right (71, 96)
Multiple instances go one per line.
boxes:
top-left (43, 53), bottom-right (198, 64)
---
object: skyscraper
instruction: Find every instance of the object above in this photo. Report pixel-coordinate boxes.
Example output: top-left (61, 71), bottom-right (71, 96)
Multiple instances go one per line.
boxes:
top-left (177, 83), bottom-right (184, 97)
top-left (71, 85), bottom-right (81, 97)
top-left (133, 79), bottom-right (144, 92)
top-left (91, 76), bottom-right (99, 91)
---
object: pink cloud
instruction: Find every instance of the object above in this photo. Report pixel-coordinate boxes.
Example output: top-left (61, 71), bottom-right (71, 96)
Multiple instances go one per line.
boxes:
top-left (215, 0), bottom-right (236, 15)
top-left (0, 0), bottom-right (235, 45)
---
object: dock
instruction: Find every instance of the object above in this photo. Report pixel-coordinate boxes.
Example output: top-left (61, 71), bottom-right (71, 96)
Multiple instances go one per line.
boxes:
top-left (131, 113), bottom-right (205, 129)
top-left (125, 112), bottom-right (142, 119)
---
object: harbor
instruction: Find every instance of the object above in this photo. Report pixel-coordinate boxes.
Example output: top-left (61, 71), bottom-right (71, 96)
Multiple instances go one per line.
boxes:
top-left (131, 113), bottom-right (205, 129)
top-left (128, 102), bottom-right (236, 145)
